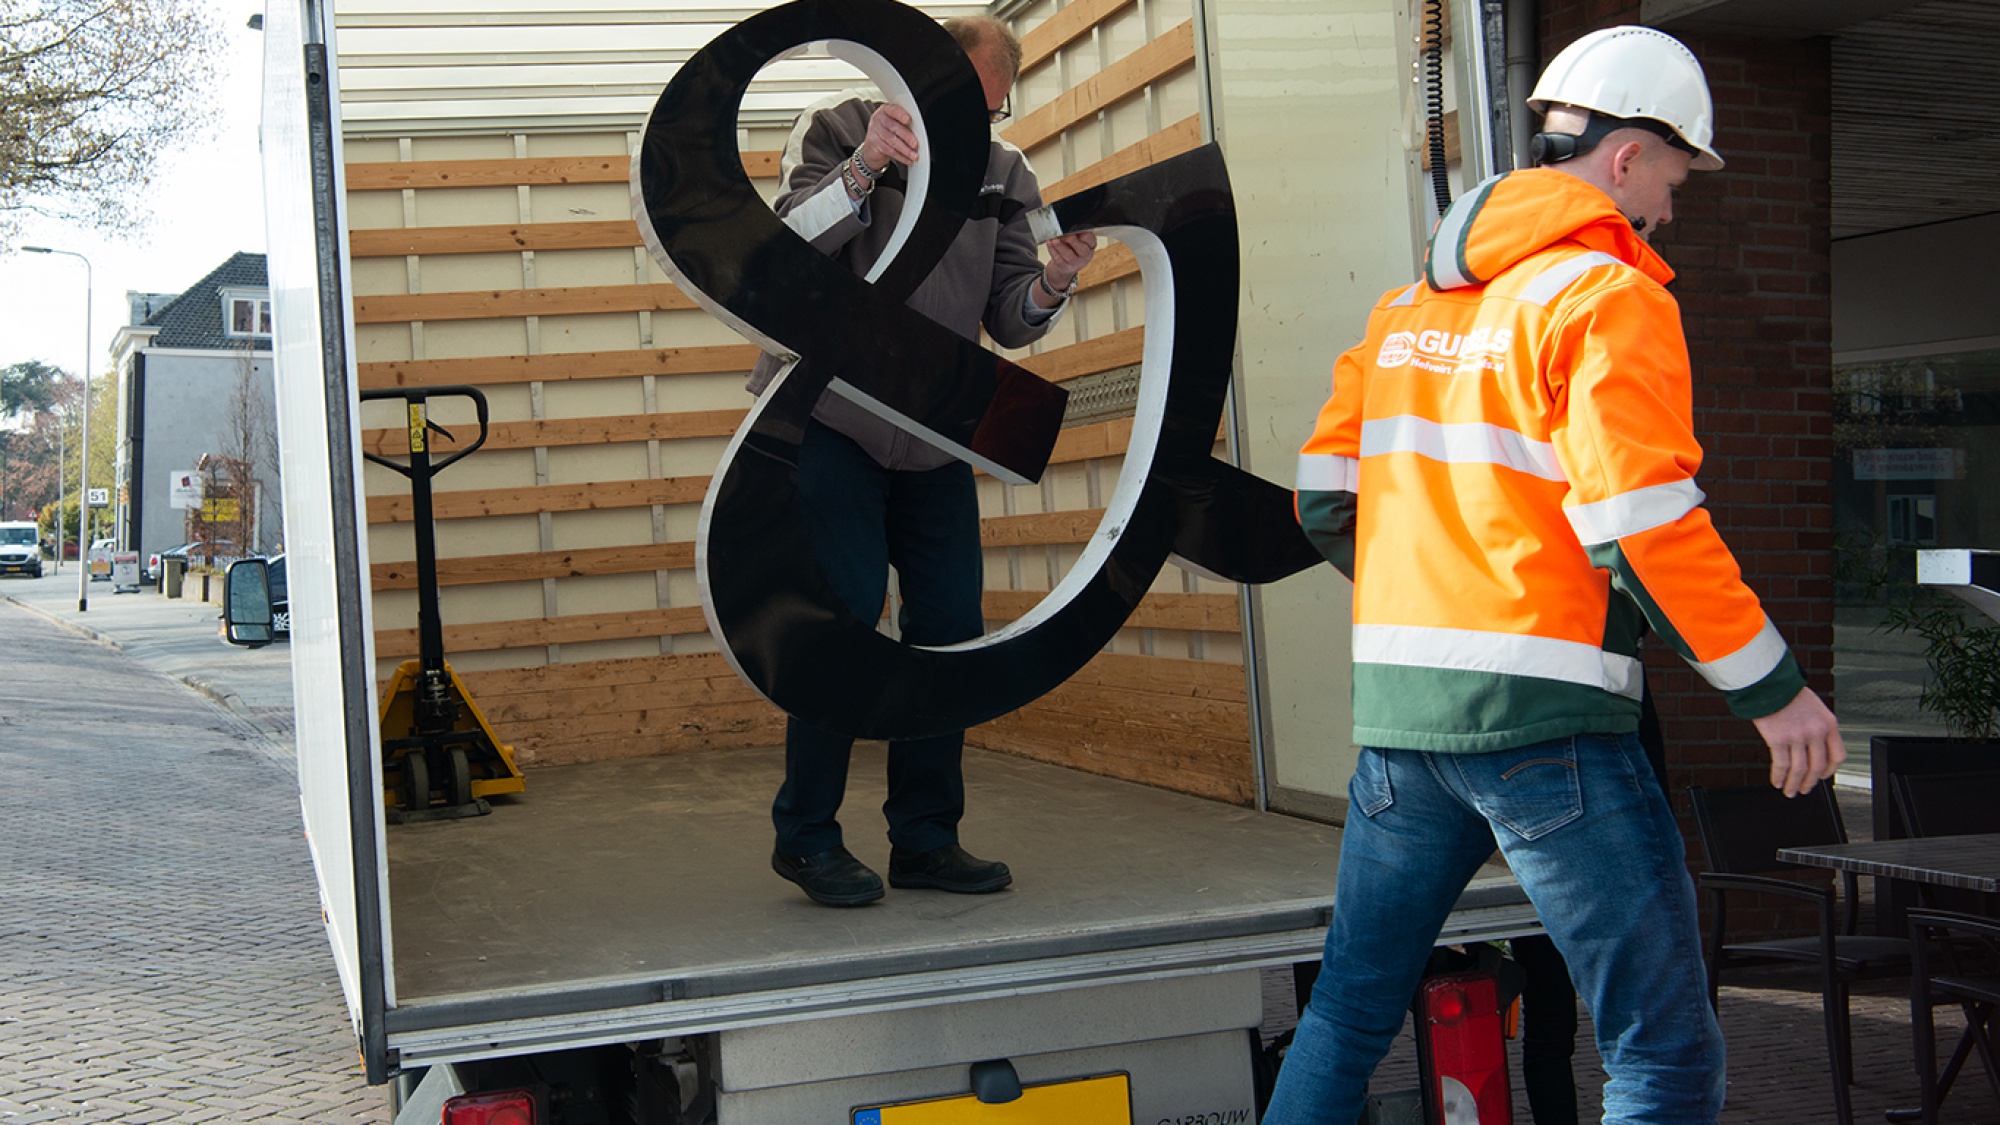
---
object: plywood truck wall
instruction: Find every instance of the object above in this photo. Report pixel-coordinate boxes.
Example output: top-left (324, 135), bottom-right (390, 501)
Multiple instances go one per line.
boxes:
top-left (340, 0), bottom-right (1263, 801)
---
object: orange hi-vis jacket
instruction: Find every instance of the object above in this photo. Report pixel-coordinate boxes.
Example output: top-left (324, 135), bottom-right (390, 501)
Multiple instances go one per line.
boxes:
top-left (1296, 169), bottom-right (1805, 753)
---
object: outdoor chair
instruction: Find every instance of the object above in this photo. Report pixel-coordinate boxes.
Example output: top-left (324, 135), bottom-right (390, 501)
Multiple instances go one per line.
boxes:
top-left (1892, 770), bottom-right (2000, 922)
top-left (1906, 908), bottom-right (2000, 1125)
top-left (1689, 783), bottom-right (1914, 1125)
top-left (1892, 770), bottom-right (2000, 839)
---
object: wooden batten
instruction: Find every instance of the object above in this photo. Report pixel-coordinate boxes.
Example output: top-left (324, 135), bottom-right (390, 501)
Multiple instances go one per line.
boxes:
top-left (1018, 0), bottom-right (1138, 73)
top-left (358, 345), bottom-right (764, 390)
top-left (1018, 326), bottom-right (1144, 385)
top-left (353, 284), bottom-right (699, 325)
top-left (374, 605), bottom-right (709, 660)
top-left (368, 476), bottom-right (710, 524)
top-left (1002, 21), bottom-right (1196, 153)
top-left (968, 651), bottom-right (1253, 805)
top-left (360, 409), bottom-right (745, 456)
top-left (982, 589), bottom-right (1242, 633)
top-left (349, 220), bottom-right (642, 258)
top-left (342, 151), bottom-right (780, 192)
top-left (1041, 115), bottom-right (1205, 201)
top-left (371, 541), bottom-right (695, 591)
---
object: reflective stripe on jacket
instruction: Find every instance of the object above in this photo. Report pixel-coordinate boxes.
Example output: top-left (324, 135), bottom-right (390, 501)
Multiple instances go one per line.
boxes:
top-left (1297, 169), bottom-right (1805, 753)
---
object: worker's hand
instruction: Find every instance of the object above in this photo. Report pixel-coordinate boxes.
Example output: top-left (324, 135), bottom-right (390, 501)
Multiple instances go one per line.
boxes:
top-left (858, 104), bottom-right (918, 172)
top-left (1751, 687), bottom-right (1845, 797)
top-left (1042, 231), bottom-right (1099, 293)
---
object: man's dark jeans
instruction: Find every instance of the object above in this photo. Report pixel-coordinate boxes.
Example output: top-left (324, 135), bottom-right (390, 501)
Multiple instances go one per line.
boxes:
top-left (771, 420), bottom-right (985, 857)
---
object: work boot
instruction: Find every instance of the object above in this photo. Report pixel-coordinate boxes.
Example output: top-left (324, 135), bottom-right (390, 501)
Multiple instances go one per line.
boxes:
top-left (887, 844), bottom-right (1012, 894)
top-left (771, 845), bottom-right (884, 907)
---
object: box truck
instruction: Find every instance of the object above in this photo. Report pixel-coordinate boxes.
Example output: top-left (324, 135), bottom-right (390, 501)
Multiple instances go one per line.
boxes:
top-left (244, 0), bottom-right (1539, 1119)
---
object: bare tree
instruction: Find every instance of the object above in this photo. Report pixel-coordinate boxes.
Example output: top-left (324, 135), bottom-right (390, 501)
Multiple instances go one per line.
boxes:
top-left (221, 346), bottom-right (273, 553)
top-left (0, 0), bottom-right (226, 241)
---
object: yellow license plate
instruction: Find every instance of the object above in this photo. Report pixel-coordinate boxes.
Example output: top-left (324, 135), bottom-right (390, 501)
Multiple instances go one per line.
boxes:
top-left (852, 1072), bottom-right (1131, 1124)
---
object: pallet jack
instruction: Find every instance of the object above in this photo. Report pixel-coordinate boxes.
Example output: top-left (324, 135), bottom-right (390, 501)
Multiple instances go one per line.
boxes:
top-left (362, 385), bottom-right (526, 823)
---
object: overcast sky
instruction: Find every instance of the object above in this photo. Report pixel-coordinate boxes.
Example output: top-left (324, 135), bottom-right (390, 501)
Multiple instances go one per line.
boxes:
top-left (0, 0), bottom-right (267, 379)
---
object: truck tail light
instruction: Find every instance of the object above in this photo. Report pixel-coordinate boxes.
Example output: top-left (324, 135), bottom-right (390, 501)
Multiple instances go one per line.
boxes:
top-left (1414, 972), bottom-right (1511, 1125)
top-left (443, 1089), bottom-right (536, 1125)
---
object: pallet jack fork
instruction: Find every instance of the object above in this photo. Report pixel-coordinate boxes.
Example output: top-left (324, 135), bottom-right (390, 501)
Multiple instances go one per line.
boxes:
top-left (362, 386), bottom-right (526, 823)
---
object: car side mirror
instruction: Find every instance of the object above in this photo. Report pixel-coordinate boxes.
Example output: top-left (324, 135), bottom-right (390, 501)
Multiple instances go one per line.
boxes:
top-left (224, 558), bottom-right (275, 648)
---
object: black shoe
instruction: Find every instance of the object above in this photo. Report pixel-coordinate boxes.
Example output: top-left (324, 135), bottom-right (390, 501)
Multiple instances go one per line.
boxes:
top-left (771, 846), bottom-right (884, 906)
top-left (887, 844), bottom-right (1012, 894)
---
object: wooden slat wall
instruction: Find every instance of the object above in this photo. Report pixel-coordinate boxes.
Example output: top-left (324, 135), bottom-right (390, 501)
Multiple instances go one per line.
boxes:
top-left (969, 0), bottom-right (1249, 798)
top-left (348, 0), bottom-right (1252, 801)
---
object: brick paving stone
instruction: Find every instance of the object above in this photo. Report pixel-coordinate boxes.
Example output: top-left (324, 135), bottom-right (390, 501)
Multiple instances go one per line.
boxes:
top-left (0, 601), bottom-right (387, 1124)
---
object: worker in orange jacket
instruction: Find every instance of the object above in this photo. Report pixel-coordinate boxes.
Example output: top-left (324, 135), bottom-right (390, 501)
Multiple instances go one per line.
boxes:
top-left (1265, 26), bottom-right (1842, 1125)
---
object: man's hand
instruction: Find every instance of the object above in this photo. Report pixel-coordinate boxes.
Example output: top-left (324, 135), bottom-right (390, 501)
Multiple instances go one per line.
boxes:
top-left (858, 104), bottom-right (918, 173)
top-left (1042, 231), bottom-right (1099, 292)
top-left (1750, 687), bottom-right (1845, 797)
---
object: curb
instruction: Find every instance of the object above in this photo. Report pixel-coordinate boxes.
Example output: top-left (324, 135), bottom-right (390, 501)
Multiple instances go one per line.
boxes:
top-left (4, 593), bottom-right (297, 773)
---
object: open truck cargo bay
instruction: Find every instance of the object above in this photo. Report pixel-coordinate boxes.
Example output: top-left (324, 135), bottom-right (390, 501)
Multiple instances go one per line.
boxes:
top-left (258, 0), bottom-right (1537, 1115)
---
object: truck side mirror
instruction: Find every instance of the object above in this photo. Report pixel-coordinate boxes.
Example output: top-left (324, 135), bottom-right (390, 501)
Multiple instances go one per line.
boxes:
top-left (224, 558), bottom-right (275, 648)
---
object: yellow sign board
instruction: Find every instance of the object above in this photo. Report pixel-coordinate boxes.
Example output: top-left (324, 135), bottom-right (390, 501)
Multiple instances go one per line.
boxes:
top-left (852, 1074), bottom-right (1131, 1125)
top-left (202, 498), bottom-right (241, 522)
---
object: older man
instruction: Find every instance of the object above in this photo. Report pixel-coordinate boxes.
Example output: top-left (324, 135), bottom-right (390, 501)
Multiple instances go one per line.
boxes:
top-left (755, 17), bottom-right (1098, 907)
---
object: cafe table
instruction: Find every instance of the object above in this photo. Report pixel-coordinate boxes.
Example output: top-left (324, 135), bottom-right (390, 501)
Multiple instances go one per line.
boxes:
top-left (1777, 833), bottom-right (2000, 1123)
top-left (1776, 834), bottom-right (2000, 895)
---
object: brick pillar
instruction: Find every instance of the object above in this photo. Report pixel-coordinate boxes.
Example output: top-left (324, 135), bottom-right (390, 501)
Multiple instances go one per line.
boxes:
top-left (1536, 17), bottom-right (1838, 939)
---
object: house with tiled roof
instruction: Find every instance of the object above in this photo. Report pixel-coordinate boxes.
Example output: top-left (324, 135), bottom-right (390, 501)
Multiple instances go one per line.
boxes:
top-left (109, 252), bottom-right (280, 573)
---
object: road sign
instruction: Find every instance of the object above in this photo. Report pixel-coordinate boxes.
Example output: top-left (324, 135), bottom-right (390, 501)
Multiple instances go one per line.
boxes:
top-left (201, 498), bottom-right (241, 522)
top-left (169, 471), bottom-right (203, 509)
top-left (87, 488), bottom-right (109, 508)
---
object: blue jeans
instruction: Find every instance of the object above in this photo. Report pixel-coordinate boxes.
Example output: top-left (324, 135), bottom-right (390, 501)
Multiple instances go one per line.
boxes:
top-left (771, 420), bottom-right (985, 857)
top-left (1263, 734), bottom-right (1725, 1125)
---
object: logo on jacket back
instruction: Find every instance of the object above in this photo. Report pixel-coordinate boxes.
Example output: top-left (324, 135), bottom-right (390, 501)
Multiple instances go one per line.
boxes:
top-left (1377, 326), bottom-right (1514, 372)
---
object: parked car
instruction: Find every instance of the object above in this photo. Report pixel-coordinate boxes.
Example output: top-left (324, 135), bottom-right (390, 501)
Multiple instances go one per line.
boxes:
top-left (147, 543), bottom-right (194, 581)
top-left (155, 538), bottom-right (239, 577)
top-left (86, 538), bottom-right (117, 582)
top-left (0, 522), bottom-right (42, 578)
top-left (268, 555), bottom-right (289, 636)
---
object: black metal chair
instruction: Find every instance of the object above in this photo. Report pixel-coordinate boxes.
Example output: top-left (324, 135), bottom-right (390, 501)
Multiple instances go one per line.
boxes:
top-left (1689, 784), bottom-right (1914, 1125)
top-left (1892, 770), bottom-right (2000, 839)
top-left (1892, 770), bottom-right (2000, 927)
top-left (1907, 908), bottom-right (2000, 1124)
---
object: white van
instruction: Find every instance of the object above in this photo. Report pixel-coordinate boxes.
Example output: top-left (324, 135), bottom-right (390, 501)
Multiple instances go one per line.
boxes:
top-left (0, 522), bottom-right (43, 578)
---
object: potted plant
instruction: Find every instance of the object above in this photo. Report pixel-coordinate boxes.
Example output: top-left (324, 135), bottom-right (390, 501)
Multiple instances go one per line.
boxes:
top-left (1870, 591), bottom-right (2000, 933)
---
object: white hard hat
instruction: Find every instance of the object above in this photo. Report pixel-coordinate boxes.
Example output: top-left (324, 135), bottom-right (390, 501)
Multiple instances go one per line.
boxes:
top-left (1527, 25), bottom-right (1723, 171)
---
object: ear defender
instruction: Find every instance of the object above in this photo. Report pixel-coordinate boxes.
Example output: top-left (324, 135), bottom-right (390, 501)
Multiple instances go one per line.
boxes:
top-left (1529, 132), bottom-right (1579, 166)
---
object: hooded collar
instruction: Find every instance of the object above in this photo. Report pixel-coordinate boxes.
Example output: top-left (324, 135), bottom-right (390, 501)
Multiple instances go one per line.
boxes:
top-left (1423, 168), bottom-right (1673, 292)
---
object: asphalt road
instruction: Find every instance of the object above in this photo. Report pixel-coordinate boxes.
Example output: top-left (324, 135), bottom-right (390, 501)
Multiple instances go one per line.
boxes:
top-left (0, 572), bottom-right (384, 1124)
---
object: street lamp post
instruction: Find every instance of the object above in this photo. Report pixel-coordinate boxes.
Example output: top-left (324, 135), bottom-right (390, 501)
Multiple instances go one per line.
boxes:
top-left (53, 411), bottom-right (64, 576)
top-left (24, 246), bottom-right (93, 612)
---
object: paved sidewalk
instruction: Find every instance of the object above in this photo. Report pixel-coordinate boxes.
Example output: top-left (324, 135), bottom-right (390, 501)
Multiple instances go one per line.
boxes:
top-left (0, 592), bottom-right (383, 1123)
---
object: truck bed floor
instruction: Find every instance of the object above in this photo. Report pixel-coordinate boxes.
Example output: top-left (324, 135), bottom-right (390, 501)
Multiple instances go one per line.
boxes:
top-left (387, 744), bottom-right (1363, 1002)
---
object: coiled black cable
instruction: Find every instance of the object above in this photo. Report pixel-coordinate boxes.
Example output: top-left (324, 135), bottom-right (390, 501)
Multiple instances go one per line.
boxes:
top-left (1424, 0), bottom-right (1452, 213)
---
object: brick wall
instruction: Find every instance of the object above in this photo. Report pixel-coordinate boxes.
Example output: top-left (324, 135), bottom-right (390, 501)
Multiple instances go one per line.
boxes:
top-left (1539, 9), bottom-right (1839, 939)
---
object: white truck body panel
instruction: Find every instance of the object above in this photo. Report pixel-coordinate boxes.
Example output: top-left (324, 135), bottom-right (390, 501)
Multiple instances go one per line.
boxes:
top-left (261, 0), bottom-right (395, 1034)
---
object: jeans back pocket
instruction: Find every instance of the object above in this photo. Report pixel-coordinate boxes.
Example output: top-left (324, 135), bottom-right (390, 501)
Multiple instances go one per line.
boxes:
top-left (1458, 740), bottom-right (1583, 840)
top-left (1351, 746), bottom-right (1395, 818)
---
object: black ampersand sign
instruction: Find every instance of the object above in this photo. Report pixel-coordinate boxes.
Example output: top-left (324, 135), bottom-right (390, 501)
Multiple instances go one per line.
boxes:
top-left (632, 0), bottom-right (1320, 741)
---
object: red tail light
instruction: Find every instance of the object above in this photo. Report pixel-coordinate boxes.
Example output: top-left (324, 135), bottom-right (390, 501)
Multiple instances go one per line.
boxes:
top-left (1415, 972), bottom-right (1511, 1125)
top-left (443, 1089), bottom-right (536, 1125)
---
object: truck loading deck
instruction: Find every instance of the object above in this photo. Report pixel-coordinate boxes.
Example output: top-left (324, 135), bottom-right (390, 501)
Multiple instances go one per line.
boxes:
top-left (384, 744), bottom-right (1534, 1069)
